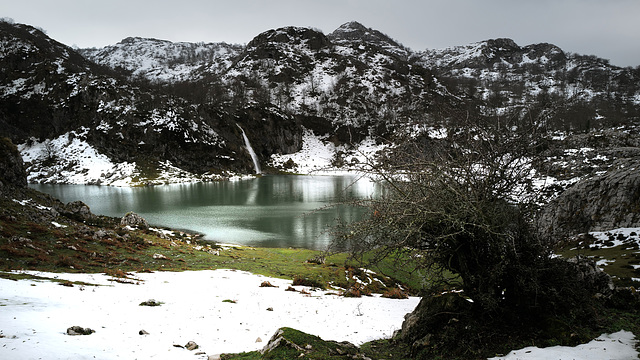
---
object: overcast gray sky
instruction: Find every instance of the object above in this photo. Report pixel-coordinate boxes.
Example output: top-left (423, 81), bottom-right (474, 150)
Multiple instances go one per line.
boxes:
top-left (3, 0), bottom-right (639, 67)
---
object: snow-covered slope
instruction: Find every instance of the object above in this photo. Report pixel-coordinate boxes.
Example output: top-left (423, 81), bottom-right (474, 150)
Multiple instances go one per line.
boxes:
top-left (417, 38), bottom-right (640, 121)
top-left (80, 37), bottom-right (242, 82)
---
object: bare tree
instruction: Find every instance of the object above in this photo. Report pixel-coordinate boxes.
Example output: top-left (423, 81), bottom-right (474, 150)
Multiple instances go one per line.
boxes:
top-left (329, 112), bottom-right (614, 356)
top-left (333, 114), bottom-right (544, 307)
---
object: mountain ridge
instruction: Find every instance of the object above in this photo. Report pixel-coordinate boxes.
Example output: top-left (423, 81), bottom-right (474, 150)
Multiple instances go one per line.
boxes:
top-left (2, 19), bottom-right (639, 187)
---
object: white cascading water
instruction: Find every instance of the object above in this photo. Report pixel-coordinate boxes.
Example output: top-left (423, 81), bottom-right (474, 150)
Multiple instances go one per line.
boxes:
top-left (237, 124), bottom-right (262, 174)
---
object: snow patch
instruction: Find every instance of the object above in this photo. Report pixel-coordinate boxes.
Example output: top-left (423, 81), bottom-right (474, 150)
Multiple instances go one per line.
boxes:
top-left (0, 270), bottom-right (420, 359)
top-left (19, 130), bottom-right (137, 185)
top-left (269, 129), bottom-right (387, 175)
top-left (490, 331), bottom-right (638, 360)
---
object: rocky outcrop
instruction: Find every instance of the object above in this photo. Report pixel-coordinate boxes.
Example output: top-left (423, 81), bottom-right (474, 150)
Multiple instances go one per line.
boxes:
top-left (397, 292), bottom-right (472, 348)
top-left (66, 326), bottom-right (95, 335)
top-left (539, 158), bottom-right (640, 240)
top-left (57, 201), bottom-right (95, 223)
top-left (0, 137), bottom-right (27, 190)
top-left (260, 327), bottom-right (359, 358)
top-left (121, 212), bottom-right (149, 230)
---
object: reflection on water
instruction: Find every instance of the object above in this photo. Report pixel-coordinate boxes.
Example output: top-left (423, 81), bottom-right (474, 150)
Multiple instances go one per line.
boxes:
top-left (31, 175), bottom-right (380, 250)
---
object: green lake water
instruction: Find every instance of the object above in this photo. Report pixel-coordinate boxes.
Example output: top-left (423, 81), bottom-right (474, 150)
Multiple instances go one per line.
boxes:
top-left (32, 175), bottom-right (379, 250)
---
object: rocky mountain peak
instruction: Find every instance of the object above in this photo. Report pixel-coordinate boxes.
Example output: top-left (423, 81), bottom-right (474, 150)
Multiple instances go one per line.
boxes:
top-left (247, 26), bottom-right (330, 52)
top-left (119, 36), bottom-right (161, 45)
top-left (0, 20), bottom-right (91, 73)
top-left (328, 21), bottom-right (401, 48)
top-left (484, 38), bottom-right (519, 51)
top-left (421, 37), bottom-right (570, 69)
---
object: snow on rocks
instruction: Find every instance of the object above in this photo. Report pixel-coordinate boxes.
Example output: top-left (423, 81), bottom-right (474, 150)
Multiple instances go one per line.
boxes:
top-left (120, 212), bottom-right (149, 230)
top-left (268, 129), bottom-right (387, 175)
top-left (17, 131), bottom-right (235, 186)
top-left (0, 269), bottom-right (420, 359)
top-left (18, 129), bottom-right (137, 185)
top-left (586, 227), bottom-right (640, 249)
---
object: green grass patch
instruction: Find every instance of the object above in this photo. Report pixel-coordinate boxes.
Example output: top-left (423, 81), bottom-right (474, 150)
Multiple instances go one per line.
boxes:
top-left (557, 242), bottom-right (640, 287)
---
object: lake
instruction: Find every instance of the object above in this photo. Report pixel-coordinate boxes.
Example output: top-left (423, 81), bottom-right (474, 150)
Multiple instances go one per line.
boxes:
top-left (31, 175), bottom-right (379, 250)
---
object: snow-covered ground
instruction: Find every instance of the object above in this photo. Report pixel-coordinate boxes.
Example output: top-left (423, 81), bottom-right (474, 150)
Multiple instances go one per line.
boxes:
top-left (1, 269), bottom-right (637, 360)
top-left (18, 129), bottom-right (242, 186)
top-left (268, 129), bottom-right (387, 175)
top-left (0, 269), bottom-right (419, 360)
top-left (490, 331), bottom-right (638, 360)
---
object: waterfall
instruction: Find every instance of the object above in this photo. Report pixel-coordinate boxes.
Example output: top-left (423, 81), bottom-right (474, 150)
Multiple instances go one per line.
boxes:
top-left (237, 125), bottom-right (262, 174)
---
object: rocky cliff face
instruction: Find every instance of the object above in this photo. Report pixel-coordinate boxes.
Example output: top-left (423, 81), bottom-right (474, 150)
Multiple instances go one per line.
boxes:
top-left (539, 158), bottom-right (640, 239)
top-left (0, 137), bottom-right (27, 190)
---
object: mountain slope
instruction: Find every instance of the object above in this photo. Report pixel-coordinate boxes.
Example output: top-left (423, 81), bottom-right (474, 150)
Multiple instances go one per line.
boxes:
top-left (417, 38), bottom-right (640, 130)
top-left (0, 20), bottom-right (300, 184)
top-left (79, 37), bottom-right (242, 82)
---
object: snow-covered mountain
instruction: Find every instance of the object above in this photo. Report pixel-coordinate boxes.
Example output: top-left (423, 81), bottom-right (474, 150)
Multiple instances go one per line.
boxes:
top-left (417, 38), bottom-right (640, 127)
top-left (0, 20), bottom-right (299, 184)
top-left (2, 19), bottom-right (639, 191)
top-left (79, 37), bottom-right (242, 83)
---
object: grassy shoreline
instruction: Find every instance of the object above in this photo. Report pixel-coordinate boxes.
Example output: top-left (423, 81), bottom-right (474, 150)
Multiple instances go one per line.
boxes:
top-left (0, 189), bottom-right (419, 295)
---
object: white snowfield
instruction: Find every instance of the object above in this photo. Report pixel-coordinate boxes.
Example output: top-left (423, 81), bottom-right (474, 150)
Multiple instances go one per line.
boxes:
top-left (0, 269), bottom-right (419, 360)
top-left (0, 269), bottom-right (637, 360)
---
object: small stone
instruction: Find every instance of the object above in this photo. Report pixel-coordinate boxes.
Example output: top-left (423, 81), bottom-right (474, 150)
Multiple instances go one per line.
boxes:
top-left (139, 329), bottom-right (150, 335)
top-left (185, 341), bottom-right (199, 350)
top-left (66, 326), bottom-right (95, 335)
top-left (256, 337), bottom-right (263, 343)
top-left (152, 253), bottom-right (169, 260)
top-left (139, 299), bottom-right (163, 306)
top-left (266, 307), bottom-right (273, 311)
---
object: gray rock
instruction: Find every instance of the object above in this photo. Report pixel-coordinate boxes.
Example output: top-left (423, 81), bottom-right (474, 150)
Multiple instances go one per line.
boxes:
top-left (398, 292), bottom-right (472, 346)
top-left (152, 253), bottom-right (169, 260)
top-left (59, 201), bottom-right (94, 222)
top-left (539, 158), bottom-right (640, 240)
top-left (0, 138), bottom-right (27, 189)
top-left (260, 329), bottom-right (305, 355)
top-left (139, 299), bottom-right (163, 307)
top-left (93, 229), bottom-right (109, 240)
top-left (185, 341), bottom-right (199, 350)
top-left (120, 212), bottom-right (149, 230)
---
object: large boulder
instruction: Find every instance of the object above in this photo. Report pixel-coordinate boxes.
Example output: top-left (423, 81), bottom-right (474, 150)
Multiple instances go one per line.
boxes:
top-left (539, 158), bottom-right (640, 240)
top-left (57, 201), bottom-right (95, 222)
top-left (120, 212), bottom-right (149, 230)
top-left (0, 137), bottom-right (27, 189)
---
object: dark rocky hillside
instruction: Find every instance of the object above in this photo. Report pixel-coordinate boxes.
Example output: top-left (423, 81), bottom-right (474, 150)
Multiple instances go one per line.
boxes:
top-left (0, 20), bottom-right (300, 182)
